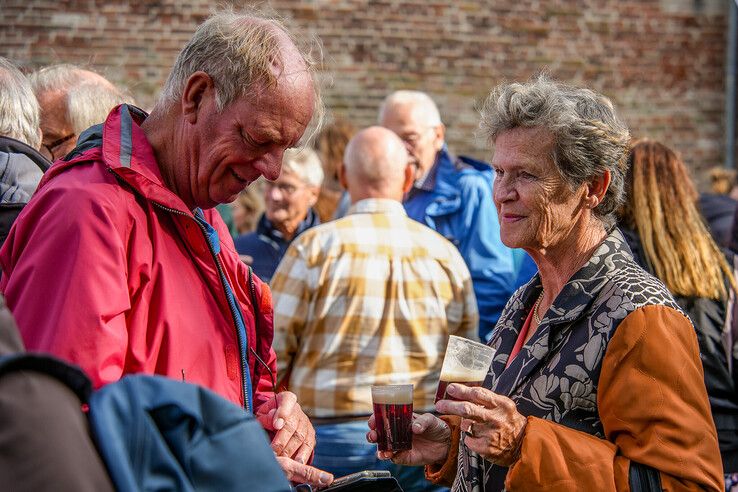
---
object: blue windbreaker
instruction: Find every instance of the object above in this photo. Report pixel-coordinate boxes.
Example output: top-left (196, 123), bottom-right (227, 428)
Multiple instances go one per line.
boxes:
top-left (404, 147), bottom-right (519, 341)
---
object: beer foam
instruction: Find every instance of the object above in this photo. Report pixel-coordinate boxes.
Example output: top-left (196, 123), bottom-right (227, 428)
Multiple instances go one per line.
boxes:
top-left (439, 369), bottom-right (484, 383)
top-left (371, 385), bottom-right (413, 405)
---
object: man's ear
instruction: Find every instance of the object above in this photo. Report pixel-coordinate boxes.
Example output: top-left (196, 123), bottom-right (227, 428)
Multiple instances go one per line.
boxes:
top-left (402, 163), bottom-right (415, 193)
top-left (338, 162), bottom-right (348, 190)
top-left (585, 169), bottom-right (611, 209)
top-left (432, 123), bottom-right (446, 153)
top-left (181, 71), bottom-right (215, 124)
top-left (306, 185), bottom-right (320, 207)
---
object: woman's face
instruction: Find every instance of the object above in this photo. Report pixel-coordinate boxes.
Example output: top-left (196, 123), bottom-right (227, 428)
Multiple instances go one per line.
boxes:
top-left (491, 127), bottom-right (589, 251)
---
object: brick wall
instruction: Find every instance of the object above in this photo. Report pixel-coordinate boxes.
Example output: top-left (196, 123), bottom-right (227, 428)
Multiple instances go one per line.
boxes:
top-left (0, 0), bottom-right (733, 188)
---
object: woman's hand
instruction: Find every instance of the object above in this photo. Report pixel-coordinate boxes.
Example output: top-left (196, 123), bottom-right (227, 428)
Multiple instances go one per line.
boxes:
top-left (366, 412), bottom-right (451, 466)
top-left (437, 383), bottom-right (527, 467)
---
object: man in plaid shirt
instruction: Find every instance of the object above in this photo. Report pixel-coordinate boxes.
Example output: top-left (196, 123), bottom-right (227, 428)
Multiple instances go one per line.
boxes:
top-left (271, 126), bottom-right (479, 491)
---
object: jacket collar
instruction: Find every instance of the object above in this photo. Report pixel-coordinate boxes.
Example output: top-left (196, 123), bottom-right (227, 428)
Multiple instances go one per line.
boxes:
top-left (487, 228), bottom-right (632, 396)
top-left (0, 136), bottom-right (51, 173)
top-left (40, 104), bottom-right (198, 216)
top-left (347, 198), bottom-right (407, 216)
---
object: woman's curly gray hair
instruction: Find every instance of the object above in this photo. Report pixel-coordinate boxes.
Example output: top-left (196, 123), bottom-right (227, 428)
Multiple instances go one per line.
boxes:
top-left (480, 76), bottom-right (630, 229)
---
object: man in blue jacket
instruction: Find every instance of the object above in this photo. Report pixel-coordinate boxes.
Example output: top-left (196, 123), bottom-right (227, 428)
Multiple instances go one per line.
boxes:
top-left (380, 91), bottom-right (520, 341)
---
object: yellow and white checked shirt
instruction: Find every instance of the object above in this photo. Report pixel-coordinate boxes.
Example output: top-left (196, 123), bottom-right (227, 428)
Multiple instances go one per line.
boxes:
top-left (271, 199), bottom-right (479, 417)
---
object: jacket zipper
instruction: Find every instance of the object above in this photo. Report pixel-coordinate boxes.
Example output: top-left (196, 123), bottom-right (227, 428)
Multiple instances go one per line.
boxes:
top-left (152, 202), bottom-right (252, 412)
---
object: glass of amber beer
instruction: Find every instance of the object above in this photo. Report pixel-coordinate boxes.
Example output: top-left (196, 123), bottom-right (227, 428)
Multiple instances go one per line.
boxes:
top-left (371, 384), bottom-right (413, 452)
top-left (435, 335), bottom-right (495, 403)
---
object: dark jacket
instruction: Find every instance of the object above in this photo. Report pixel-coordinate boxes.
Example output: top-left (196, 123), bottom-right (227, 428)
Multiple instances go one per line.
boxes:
top-left (0, 136), bottom-right (50, 247)
top-left (0, 294), bottom-right (114, 491)
top-left (699, 193), bottom-right (738, 249)
top-left (622, 226), bottom-right (738, 473)
top-left (234, 209), bottom-right (320, 283)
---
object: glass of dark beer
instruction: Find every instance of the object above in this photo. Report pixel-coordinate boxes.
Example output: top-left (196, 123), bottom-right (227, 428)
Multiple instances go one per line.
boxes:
top-left (371, 384), bottom-right (413, 452)
top-left (435, 335), bottom-right (496, 403)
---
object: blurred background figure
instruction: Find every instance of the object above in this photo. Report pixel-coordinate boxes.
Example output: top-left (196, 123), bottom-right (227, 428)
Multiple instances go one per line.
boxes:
top-left (0, 57), bottom-right (50, 247)
top-left (313, 118), bottom-right (356, 222)
top-left (30, 64), bottom-right (130, 162)
top-left (699, 165), bottom-right (738, 248)
top-left (709, 166), bottom-right (738, 196)
top-left (379, 90), bottom-right (518, 342)
top-left (619, 138), bottom-right (738, 486)
top-left (234, 148), bottom-right (323, 283)
top-left (271, 126), bottom-right (477, 492)
top-left (231, 182), bottom-right (266, 236)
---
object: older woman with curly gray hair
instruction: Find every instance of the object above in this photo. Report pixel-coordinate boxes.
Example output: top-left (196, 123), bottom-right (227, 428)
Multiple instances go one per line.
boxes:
top-left (367, 76), bottom-right (723, 491)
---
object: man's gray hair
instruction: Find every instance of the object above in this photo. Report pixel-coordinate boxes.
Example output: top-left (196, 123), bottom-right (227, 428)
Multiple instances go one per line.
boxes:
top-left (157, 9), bottom-right (323, 137)
top-left (282, 147), bottom-right (324, 187)
top-left (378, 90), bottom-right (442, 126)
top-left (31, 64), bottom-right (130, 134)
top-left (30, 64), bottom-right (86, 95)
top-left (480, 75), bottom-right (630, 229)
top-left (67, 82), bottom-right (127, 134)
top-left (0, 57), bottom-right (41, 149)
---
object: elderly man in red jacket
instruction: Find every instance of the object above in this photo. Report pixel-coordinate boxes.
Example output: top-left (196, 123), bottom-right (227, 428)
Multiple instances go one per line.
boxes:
top-left (0, 11), bottom-right (331, 488)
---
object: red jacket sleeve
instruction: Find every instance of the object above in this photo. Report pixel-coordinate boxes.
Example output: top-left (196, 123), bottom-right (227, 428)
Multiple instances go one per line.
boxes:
top-left (0, 183), bottom-right (132, 388)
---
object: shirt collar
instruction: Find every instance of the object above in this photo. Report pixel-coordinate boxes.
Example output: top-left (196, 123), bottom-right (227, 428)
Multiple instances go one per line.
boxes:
top-left (347, 198), bottom-right (407, 216)
top-left (256, 207), bottom-right (320, 243)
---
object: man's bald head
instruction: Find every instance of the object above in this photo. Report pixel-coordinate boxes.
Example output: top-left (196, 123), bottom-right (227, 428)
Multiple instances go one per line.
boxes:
top-left (342, 126), bottom-right (413, 203)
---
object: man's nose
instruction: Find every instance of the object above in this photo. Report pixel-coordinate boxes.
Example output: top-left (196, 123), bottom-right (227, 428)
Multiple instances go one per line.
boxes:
top-left (259, 152), bottom-right (284, 181)
top-left (402, 140), bottom-right (414, 153)
top-left (266, 184), bottom-right (283, 200)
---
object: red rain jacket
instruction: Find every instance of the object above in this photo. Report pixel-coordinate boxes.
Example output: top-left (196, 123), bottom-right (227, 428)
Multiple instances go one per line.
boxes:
top-left (0, 105), bottom-right (277, 411)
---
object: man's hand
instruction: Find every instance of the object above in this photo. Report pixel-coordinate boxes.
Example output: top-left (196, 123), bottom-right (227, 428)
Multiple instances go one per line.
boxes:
top-left (276, 456), bottom-right (333, 489)
top-left (256, 391), bottom-right (316, 464)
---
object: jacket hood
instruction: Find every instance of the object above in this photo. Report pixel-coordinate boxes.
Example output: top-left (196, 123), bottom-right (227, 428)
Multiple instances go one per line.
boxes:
top-left (0, 136), bottom-right (50, 206)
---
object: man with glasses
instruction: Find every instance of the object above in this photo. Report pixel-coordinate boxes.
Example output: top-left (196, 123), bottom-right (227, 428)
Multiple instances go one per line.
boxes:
top-left (380, 90), bottom-right (518, 341)
top-left (235, 148), bottom-right (323, 283)
top-left (0, 57), bottom-right (50, 247)
top-left (30, 64), bottom-right (129, 162)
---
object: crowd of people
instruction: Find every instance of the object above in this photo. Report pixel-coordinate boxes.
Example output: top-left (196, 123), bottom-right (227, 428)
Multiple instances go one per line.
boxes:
top-left (0, 8), bottom-right (736, 492)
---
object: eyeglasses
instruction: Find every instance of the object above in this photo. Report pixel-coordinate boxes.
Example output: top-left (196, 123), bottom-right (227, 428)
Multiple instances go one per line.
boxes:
top-left (264, 181), bottom-right (305, 196)
top-left (42, 133), bottom-right (76, 161)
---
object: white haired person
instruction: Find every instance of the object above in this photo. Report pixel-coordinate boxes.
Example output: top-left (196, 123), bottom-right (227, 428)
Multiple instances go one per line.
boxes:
top-left (369, 76), bottom-right (723, 491)
top-left (235, 147), bottom-right (324, 282)
top-left (30, 64), bottom-right (130, 162)
top-left (0, 57), bottom-right (50, 247)
top-left (1, 11), bottom-right (333, 488)
top-left (379, 90), bottom-right (519, 342)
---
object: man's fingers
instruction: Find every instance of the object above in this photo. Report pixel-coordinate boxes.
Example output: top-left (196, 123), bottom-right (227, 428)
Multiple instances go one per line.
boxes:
top-left (293, 443), bottom-right (313, 465)
top-left (367, 414), bottom-right (376, 430)
top-left (277, 456), bottom-right (333, 488)
top-left (366, 429), bottom-right (378, 443)
top-left (273, 391), bottom-right (298, 430)
top-left (280, 423), bottom-right (308, 458)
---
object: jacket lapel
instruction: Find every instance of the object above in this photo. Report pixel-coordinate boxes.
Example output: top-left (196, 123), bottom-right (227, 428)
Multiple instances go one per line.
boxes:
top-left (488, 231), bottom-right (626, 397)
